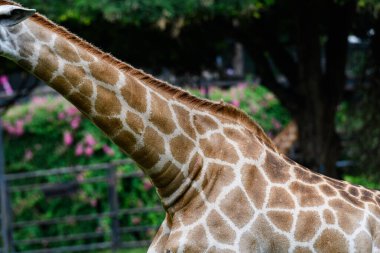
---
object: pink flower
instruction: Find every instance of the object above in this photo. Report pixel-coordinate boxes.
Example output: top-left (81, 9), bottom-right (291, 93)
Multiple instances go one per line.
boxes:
top-left (90, 199), bottom-right (97, 207)
top-left (0, 75), bottom-right (14, 95)
top-left (200, 87), bottom-right (207, 96)
top-left (272, 119), bottom-right (282, 130)
top-left (32, 97), bottom-right (47, 105)
top-left (237, 82), bottom-right (247, 89)
top-left (66, 106), bottom-right (79, 116)
top-left (143, 179), bottom-right (153, 190)
top-left (14, 120), bottom-right (25, 136)
top-left (24, 114), bottom-right (33, 124)
top-left (231, 100), bottom-right (240, 107)
top-left (24, 149), bottom-right (33, 161)
top-left (102, 145), bottom-right (114, 156)
top-left (132, 217), bottom-right (141, 225)
top-left (70, 116), bottom-right (81, 129)
top-left (84, 146), bottom-right (94, 157)
top-left (76, 173), bottom-right (85, 182)
top-left (85, 134), bottom-right (96, 146)
top-left (63, 131), bottom-right (73, 146)
top-left (58, 112), bottom-right (65, 120)
top-left (75, 143), bottom-right (84, 156)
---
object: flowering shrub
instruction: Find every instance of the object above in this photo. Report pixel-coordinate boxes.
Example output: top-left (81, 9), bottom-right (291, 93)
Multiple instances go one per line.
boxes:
top-left (3, 96), bottom-right (163, 251)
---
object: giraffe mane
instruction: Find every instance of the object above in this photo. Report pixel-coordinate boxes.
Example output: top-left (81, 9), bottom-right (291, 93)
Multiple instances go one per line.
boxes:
top-left (0, 0), bottom-right (278, 152)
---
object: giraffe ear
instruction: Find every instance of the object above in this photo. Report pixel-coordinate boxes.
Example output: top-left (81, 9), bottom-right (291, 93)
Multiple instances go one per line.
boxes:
top-left (0, 5), bottom-right (36, 27)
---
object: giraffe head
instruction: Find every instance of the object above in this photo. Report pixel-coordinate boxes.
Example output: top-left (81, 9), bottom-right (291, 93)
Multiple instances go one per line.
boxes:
top-left (0, 3), bottom-right (35, 56)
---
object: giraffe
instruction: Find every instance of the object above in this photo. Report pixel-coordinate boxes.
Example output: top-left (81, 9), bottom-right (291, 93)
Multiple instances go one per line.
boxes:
top-left (0, 1), bottom-right (379, 252)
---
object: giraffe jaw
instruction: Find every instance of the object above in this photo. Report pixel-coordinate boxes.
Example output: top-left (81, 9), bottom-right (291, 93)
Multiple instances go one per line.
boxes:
top-left (0, 5), bottom-right (35, 27)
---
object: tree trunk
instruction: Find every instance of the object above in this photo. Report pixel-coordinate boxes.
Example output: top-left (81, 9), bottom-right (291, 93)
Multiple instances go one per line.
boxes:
top-left (241, 0), bottom-right (356, 178)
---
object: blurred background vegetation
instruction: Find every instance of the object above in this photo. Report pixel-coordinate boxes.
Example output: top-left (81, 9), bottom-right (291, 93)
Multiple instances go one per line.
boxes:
top-left (1, 0), bottom-right (380, 252)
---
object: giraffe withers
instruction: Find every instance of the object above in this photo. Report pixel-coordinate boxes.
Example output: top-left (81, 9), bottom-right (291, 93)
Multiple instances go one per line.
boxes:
top-left (0, 1), bottom-right (379, 252)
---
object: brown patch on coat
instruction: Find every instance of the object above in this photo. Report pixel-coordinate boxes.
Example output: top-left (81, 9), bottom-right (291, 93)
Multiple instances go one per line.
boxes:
top-left (67, 91), bottom-right (92, 114)
top-left (263, 151), bottom-right (291, 183)
top-left (126, 112), bottom-right (144, 134)
top-left (202, 163), bottom-right (235, 203)
top-left (314, 229), bottom-right (348, 252)
top-left (348, 186), bottom-right (359, 197)
top-left (150, 93), bottom-right (176, 134)
top-left (323, 209), bottom-right (336, 224)
top-left (157, 172), bottom-right (186, 199)
top-left (241, 164), bottom-right (268, 209)
top-left (176, 190), bottom-right (207, 225)
top-left (150, 161), bottom-right (180, 188)
top-left (55, 37), bottom-right (80, 62)
top-left (220, 187), bottom-right (254, 228)
top-left (294, 248), bottom-right (312, 253)
top-left (339, 190), bottom-right (364, 208)
top-left (50, 76), bottom-right (72, 96)
top-left (250, 215), bottom-right (290, 252)
top-left (267, 187), bottom-right (295, 209)
top-left (170, 134), bottom-right (195, 164)
top-left (89, 61), bottom-right (119, 85)
top-left (294, 166), bottom-right (323, 184)
top-left (144, 127), bottom-right (165, 155)
top-left (19, 32), bottom-right (35, 58)
top-left (164, 231), bottom-right (182, 252)
top-left (120, 75), bottom-right (147, 113)
top-left (207, 247), bottom-right (234, 253)
top-left (63, 64), bottom-right (86, 86)
top-left (184, 225), bottom-right (209, 252)
top-left (95, 86), bottom-right (121, 115)
top-left (172, 104), bottom-right (196, 139)
top-left (239, 232), bottom-right (260, 252)
top-left (294, 211), bottom-right (321, 241)
top-left (92, 116), bottom-right (123, 137)
top-left (207, 210), bottom-right (236, 244)
top-left (329, 199), bottom-right (363, 234)
top-left (150, 224), bottom-right (170, 253)
top-left (267, 211), bottom-right (293, 232)
top-left (18, 59), bottom-right (33, 71)
top-left (224, 128), bottom-right (262, 160)
top-left (78, 49), bottom-right (95, 62)
top-left (200, 133), bottom-right (239, 164)
top-left (112, 130), bottom-right (137, 154)
top-left (78, 79), bottom-right (93, 98)
top-left (368, 204), bottom-right (380, 218)
top-left (290, 182), bottom-right (325, 207)
top-left (354, 231), bottom-right (372, 252)
top-left (34, 45), bottom-right (59, 81)
top-left (319, 184), bottom-right (337, 197)
top-left (326, 177), bottom-right (346, 190)
top-left (193, 114), bottom-right (219, 134)
top-left (132, 146), bottom-right (160, 169)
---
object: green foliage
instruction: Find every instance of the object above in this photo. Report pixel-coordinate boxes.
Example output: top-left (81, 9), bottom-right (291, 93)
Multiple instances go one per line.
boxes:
top-left (17, 0), bottom-right (274, 25)
top-left (3, 96), bottom-right (163, 251)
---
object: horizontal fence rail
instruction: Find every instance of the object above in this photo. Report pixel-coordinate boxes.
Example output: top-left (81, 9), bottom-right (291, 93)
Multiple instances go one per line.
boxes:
top-left (1, 160), bottom-right (165, 253)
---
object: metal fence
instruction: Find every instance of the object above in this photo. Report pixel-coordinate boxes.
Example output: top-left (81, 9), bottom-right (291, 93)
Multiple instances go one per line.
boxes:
top-left (0, 158), bottom-right (164, 253)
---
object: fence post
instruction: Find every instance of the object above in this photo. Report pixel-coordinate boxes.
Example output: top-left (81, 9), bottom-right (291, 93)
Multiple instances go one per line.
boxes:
top-left (108, 165), bottom-right (120, 252)
top-left (0, 119), bottom-right (14, 253)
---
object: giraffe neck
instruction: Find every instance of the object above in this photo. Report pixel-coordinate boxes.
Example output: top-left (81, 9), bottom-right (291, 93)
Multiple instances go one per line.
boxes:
top-left (3, 16), bottom-right (206, 208)
top-left (2, 12), bottom-right (276, 212)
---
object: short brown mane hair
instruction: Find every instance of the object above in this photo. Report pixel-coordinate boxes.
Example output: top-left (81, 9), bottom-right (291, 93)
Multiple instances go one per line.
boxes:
top-left (0, 0), bottom-right (278, 152)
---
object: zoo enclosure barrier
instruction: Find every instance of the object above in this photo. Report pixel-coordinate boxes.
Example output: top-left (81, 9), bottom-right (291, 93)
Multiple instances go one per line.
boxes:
top-left (0, 159), bottom-right (164, 253)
